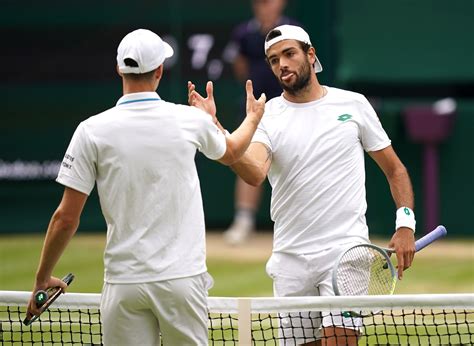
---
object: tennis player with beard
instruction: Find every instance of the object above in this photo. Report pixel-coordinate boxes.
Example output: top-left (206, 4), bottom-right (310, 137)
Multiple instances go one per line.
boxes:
top-left (190, 24), bottom-right (416, 346)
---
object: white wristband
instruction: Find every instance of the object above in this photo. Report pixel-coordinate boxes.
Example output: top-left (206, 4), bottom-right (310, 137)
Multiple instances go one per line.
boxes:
top-left (395, 207), bottom-right (416, 233)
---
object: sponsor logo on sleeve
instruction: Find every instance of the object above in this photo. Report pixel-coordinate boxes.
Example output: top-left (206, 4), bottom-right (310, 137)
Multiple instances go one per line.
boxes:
top-left (61, 153), bottom-right (75, 169)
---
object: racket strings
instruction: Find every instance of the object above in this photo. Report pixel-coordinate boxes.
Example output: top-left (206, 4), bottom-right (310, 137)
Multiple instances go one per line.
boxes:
top-left (336, 246), bottom-right (396, 296)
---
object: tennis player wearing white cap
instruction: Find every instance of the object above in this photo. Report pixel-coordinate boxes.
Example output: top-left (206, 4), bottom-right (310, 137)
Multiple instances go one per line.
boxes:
top-left (191, 24), bottom-right (416, 346)
top-left (26, 28), bottom-right (265, 345)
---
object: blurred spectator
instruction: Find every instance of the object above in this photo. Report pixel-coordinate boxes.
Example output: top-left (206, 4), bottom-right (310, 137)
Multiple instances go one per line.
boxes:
top-left (223, 0), bottom-right (299, 245)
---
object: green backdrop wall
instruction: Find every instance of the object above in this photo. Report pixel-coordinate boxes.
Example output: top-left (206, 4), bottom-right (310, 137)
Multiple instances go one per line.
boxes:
top-left (0, 0), bottom-right (472, 237)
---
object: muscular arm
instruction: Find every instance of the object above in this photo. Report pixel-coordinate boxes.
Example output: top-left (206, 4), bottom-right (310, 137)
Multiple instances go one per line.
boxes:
top-left (27, 187), bottom-right (88, 317)
top-left (230, 142), bottom-right (272, 186)
top-left (369, 145), bottom-right (414, 210)
top-left (218, 118), bottom-right (263, 166)
top-left (369, 145), bottom-right (415, 278)
top-left (188, 79), bottom-right (266, 166)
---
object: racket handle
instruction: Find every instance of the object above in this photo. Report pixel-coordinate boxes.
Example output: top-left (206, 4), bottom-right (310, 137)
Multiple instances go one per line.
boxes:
top-left (34, 290), bottom-right (49, 307)
top-left (23, 273), bottom-right (75, 326)
top-left (415, 225), bottom-right (447, 252)
top-left (62, 273), bottom-right (75, 285)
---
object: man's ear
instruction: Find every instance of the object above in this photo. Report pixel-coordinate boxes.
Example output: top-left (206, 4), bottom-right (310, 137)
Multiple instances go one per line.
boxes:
top-left (308, 47), bottom-right (317, 66)
top-left (155, 65), bottom-right (164, 80)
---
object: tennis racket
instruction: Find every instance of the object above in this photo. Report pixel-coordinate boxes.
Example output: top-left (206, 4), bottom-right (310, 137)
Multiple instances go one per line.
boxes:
top-left (332, 225), bottom-right (447, 317)
top-left (23, 273), bottom-right (75, 326)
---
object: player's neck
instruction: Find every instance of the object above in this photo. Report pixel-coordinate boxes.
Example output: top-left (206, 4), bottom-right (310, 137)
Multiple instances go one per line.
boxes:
top-left (283, 82), bottom-right (326, 104)
top-left (122, 80), bottom-right (158, 95)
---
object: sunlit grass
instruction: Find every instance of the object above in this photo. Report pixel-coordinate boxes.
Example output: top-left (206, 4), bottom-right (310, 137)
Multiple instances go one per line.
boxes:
top-left (0, 233), bottom-right (472, 295)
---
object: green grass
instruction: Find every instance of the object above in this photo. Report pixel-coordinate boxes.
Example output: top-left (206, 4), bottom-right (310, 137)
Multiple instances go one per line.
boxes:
top-left (207, 260), bottom-right (272, 296)
top-left (395, 257), bottom-right (474, 294)
top-left (0, 234), bottom-right (105, 293)
top-left (0, 233), bottom-right (473, 295)
top-left (0, 234), bottom-right (274, 296)
top-left (1, 233), bottom-right (472, 345)
top-left (0, 234), bottom-right (474, 297)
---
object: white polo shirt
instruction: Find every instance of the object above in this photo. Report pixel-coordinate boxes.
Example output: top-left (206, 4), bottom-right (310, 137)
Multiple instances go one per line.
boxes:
top-left (57, 92), bottom-right (226, 283)
top-left (253, 87), bottom-right (391, 255)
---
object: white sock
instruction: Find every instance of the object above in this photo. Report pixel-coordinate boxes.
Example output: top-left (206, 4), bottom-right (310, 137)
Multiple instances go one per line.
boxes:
top-left (234, 208), bottom-right (256, 228)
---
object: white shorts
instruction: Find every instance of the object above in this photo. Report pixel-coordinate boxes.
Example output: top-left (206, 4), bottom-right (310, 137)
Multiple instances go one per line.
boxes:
top-left (266, 246), bottom-right (363, 345)
top-left (100, 272), bottom-right (213, 346)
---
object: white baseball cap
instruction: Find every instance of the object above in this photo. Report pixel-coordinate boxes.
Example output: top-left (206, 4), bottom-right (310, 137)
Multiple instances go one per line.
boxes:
top-left (264, 24), bottom-right (323, 73)
top-left (117, 29), bottom-right (174, 74)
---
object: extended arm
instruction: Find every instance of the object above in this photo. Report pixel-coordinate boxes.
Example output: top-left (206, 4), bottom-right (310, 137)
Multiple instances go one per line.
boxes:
top-left (230, 142), bottom-right (272, 186)
top-left (188, 79), bottom-right (266, 166)
top-left (27, 187), bottom-right (88, 318)
top-left (369, 146), bottom-right (415, 279)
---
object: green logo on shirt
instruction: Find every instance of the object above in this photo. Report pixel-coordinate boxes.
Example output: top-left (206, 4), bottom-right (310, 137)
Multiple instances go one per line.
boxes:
top-left (337, 114), bottom-right (352, 122)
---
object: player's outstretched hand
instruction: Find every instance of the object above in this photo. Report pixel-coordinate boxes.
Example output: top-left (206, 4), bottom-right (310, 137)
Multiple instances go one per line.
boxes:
top-left (26, 276), bottom-right (67, 318)
top-left (245, 80), bottom-right (266, 122)
top-left (188, 81), bottom-right (217, 120)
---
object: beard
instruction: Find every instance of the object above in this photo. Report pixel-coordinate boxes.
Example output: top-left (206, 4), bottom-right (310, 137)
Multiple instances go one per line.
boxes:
top-left (278, 60), bottom-right (312, 96)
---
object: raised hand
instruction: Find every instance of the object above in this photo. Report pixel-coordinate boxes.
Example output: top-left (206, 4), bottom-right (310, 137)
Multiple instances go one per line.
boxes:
top-left (245, 80), bottom-right (266, 122)
top-left (188, 81), bottom-right (217, 119)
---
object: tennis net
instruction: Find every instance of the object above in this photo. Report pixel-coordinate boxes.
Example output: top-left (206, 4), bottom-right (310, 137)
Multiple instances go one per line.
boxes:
top-left (1, 291), bottom-right (473, 345)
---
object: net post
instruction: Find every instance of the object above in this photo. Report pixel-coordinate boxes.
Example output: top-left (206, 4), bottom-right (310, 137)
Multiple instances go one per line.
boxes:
top-left (238, 298), bottom-right (252, 345)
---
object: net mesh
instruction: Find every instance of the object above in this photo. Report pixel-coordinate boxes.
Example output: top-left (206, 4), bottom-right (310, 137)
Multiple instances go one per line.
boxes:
top-left (1, 292), bottom-right (473, 345)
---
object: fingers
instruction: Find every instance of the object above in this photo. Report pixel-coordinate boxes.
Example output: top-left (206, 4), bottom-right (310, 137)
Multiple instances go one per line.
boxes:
top-left (395, 247), bottom-right (415, 279)
top-left (27, 287), bottom-right (46, 317)
top-left (245, 80), bottom-right (266, 105)
top-left (399, 255), bottom-right (411, 279)
top-left (56, 279), bottom-right (68, 291)
top-left (188, 81), bottom-right (204, 107)
top-left (189, 91), bottom-right (205, 107)
top-left (244, 79), bottom-right (266, 121)
top-left (396, 252), bottom-right (405, 279)
top-left (26, 275), bottom-right (71, 322)
top-left (187, 81), bottom-right (196, 105)
top-left (188, 81), bottom-right (214, 107)
top-left (245, 79), bottom-right (254, 100)
top-left (187, 80), bottom-right (194, 92)
top-left (206, 81), bottom-right (214, 101)
top-left (27, 296), bottom-right (40, 317)
top-left (388, 227), bottom-right (415, 279)
top-left (187, 81), bottom-right (195, 95)
top-left (46, 276), bottom-right (67, 291)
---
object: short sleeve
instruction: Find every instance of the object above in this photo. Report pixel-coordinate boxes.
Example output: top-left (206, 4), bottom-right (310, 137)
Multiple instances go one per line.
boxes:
top-left (252, 121), bottom-right (272, 151)
top-left (358, 98), bottom-right (391, 152)
top-left (185, 107), bottom-right (227, 160)
top-left (56, 122), bottom-right (97, 195)
top-left (198, 124), bottom-right (227, 160)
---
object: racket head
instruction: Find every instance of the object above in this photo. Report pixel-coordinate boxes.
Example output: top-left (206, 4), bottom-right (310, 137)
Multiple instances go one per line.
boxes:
top-left (332, 244), bottom-right (397, 317)
top-left (332, 243), bottom-right (397, 297)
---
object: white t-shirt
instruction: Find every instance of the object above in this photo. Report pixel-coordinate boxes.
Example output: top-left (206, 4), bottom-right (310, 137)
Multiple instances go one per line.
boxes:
top-left (56, 92), bottom-right (226, 283)
top-left (252, 87), bottom-right (391, 254)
